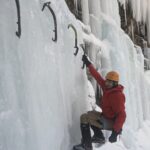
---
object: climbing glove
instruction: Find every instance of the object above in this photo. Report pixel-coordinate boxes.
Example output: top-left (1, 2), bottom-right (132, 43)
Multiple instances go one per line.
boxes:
top-left (82, 54), bottom-right (91, 67)
top-left (109, 130), bottom-right (119, 143)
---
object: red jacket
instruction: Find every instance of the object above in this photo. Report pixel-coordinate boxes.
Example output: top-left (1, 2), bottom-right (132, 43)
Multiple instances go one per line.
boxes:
top-left (88, 64), bottom-right (126, 132)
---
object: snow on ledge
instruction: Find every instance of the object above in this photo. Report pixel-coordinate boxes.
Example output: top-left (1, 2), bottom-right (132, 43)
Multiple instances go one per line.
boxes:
top-left (77, 20), bottom-right (103, 49)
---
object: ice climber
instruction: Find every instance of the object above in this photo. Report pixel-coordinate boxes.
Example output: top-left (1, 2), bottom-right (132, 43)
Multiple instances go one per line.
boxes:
top-left (73, 54), bottom-right (126, 150)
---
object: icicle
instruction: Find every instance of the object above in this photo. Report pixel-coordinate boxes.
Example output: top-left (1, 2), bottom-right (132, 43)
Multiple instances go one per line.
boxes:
top-left (118, 0), bottom-right (126, 5)
top-left (81, 0), bottom-right (89, 25)
top-left (129, 0), bottom-right (148, 23)
top-left (136, 0), bottom-right (141, 22)
top-left (73, 0), bottom-right (81, 16)
top-left (88, 0), bottom-right (101, 18)
top-left (147, 0), bottom-right (150, 46)
top-left (73, 0), bottom-right (78, 10)
top-left (140, 0), bottom-right (147, 23)
top-left (131, 19), bottom-right (134, 42)
top-left (124, 2), bottom-right (127, 26)
top-left (88, 0), bottom-right (102, 38)
top-left (100, 0), bottom-right (120, 26)
top-left (125, 0), bottom-right (150, 44)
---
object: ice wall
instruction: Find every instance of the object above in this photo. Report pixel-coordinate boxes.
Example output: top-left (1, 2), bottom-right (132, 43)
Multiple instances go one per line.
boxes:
top-left (81, 0), bottom-right (150, 149)
top-left (0, 0), bottom-right (88, 150)
top-left (100, 13), bottom-right (150, 128)
top-left (1, 0), bottom-right (150, 150)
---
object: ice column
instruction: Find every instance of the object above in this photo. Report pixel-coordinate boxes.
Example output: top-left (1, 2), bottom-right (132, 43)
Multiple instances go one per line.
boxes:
top-left (88, 0), bottom-right (101, 17)
top-left (88, 0), bottom-right (101, 37)
top-left (81, 0), bottom-right (90, 25)
top-left (100, 0), bottom-right (120, 26)
top-left (140, 0), bottom-right (147, 23)
top-left (85, 0), bottom-right (102, 92)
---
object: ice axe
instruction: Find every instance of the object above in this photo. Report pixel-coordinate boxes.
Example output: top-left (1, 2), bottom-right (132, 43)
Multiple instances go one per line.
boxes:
top-left (42, 1), bottom-right (57, 42)
top-left (15, 0), bottom-right (21, 38)
top-left (68, 24), bottom-right (79, 56)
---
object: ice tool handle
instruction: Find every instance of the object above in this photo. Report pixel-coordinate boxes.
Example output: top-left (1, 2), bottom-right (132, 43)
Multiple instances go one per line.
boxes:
top-left (15, 0), bottom-right (21, 38)
top-left (68, 24), bottom-right (79, 56)
top-left (42, 2), bottom-right (57, 42)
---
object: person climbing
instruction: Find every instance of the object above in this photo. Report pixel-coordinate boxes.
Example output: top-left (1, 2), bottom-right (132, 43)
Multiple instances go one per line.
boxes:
top-left (73, 54), bottom-right (126, 150)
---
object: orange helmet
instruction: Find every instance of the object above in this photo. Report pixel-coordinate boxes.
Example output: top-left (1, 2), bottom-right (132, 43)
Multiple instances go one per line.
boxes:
top-left (106, 71), bottom-right (119, 82)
